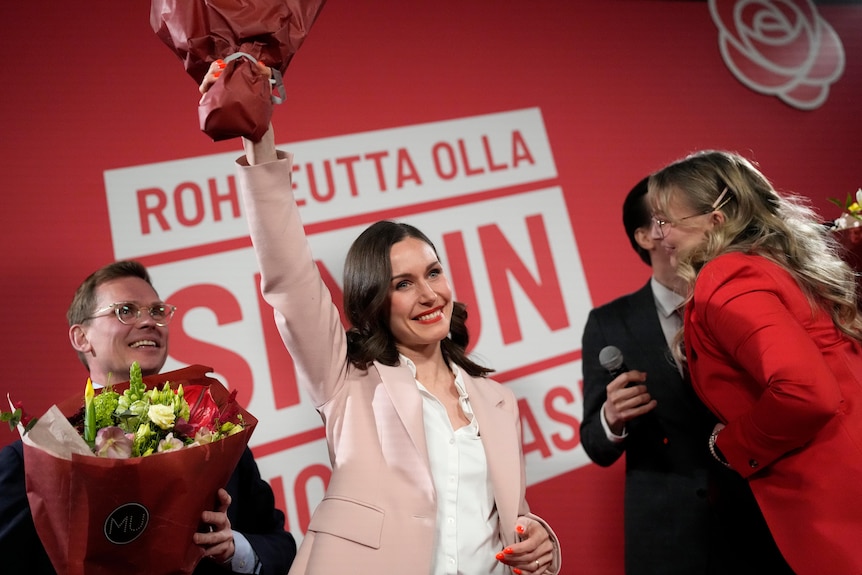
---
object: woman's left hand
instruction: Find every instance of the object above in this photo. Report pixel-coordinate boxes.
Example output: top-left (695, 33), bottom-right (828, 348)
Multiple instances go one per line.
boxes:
top-left (495, 517), bottom-right (555, 574)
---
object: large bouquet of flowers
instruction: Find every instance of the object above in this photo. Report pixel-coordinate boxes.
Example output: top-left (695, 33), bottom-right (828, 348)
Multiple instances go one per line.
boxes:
top-left (829, 189), bottom-right (862, 306)
top-left (150, 0), bottom-right (327, 141)
top-left (7, 364), bottom-right (256, 575)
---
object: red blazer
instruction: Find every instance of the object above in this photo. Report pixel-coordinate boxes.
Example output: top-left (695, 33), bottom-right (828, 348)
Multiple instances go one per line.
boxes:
top-left (235, 153), bottom-right (562, 575)
top-left (685, 252), bottom-right (862, 575)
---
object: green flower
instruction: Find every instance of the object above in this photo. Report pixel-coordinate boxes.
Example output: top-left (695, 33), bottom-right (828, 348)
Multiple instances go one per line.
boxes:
top-left (93, 388), bottom-right (120, 429)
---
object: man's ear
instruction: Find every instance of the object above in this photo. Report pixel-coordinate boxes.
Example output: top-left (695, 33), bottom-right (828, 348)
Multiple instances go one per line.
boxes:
top-left (634, 226), bottom-right (655, 251)
top-left (69, 324), bottom-right (91, 354)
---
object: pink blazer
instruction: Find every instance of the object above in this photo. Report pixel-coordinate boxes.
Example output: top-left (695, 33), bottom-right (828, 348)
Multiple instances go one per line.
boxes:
top-left (236, 153), bottom-right (562, 575)
top-left (686, 252), bottom-right (862, 575)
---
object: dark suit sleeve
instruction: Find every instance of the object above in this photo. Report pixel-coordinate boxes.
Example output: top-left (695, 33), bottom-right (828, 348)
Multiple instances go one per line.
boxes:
top-left (580, 308), bottom-right (626, 467)
top-left (225, 448), bottom-right (296, 575)
top-left (0, 440), bottom-right (56, 574)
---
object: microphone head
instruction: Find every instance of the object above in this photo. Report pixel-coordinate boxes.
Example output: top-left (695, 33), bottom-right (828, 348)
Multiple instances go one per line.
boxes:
top-left (599, 346), bottom-right (625, 372)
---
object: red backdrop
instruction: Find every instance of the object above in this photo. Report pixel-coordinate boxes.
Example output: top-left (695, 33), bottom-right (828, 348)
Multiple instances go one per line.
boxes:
top-left (2, 1), bottom-right (860, 573)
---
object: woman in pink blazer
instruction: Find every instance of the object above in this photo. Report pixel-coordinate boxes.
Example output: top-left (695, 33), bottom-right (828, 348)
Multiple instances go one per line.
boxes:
top-left (647, 150), bottom-right (862, 575)
top-left (203, 65), bottom-right (562, 575)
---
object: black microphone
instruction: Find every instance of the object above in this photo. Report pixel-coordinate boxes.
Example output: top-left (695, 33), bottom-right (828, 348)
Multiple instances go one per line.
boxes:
top-left (598, 345), bottom-right (670, 450)
top-left (599, 345), bottom-right (629, 378)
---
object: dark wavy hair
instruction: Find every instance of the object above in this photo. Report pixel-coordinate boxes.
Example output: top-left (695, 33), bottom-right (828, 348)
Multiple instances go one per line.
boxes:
top-left (343, 221), bottom-right (493, 377)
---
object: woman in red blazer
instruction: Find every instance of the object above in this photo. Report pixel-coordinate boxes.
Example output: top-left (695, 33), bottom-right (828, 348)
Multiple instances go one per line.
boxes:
top-left (647, 150), bottom-right (862, 575)
top-left (200, 63), bottom-right (562, 575)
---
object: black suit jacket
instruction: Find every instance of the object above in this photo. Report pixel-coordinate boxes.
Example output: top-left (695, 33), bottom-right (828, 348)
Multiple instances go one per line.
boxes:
top-left (580, 280), bottom-right (793, 575)
top-left (0, 441), bottom-right (296, 575)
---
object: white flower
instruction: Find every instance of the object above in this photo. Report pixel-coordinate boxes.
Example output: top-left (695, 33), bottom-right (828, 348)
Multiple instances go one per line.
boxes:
top-left (157, 432), bottom-right (184, 452)
top-left (148, 404), bottom-right (176, 430)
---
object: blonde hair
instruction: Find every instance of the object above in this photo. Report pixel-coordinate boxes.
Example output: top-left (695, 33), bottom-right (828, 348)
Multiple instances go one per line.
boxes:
top-left (649, 150), bottom-right (862, 360)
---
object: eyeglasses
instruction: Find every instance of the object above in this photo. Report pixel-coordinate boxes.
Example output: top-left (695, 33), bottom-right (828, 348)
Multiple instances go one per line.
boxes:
top-left (87, 302), bottom-right (177, 327)
top-left (652, 187), bottom-right (732, 239)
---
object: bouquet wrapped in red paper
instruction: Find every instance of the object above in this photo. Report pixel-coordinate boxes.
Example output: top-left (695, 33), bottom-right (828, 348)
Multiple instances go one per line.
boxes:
top-left (150, 0), bottom-right (327, 141)
top-left (10, 363), bottom-right (256, 575)
top-left (829, 189), bottom-right (862, 305)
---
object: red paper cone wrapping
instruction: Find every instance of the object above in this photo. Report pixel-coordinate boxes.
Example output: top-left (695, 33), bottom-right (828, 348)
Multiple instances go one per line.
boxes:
top-left (198, 57), bottom-right (273, 142)
top-left (834, 227), bottom-right (862, 306)
top-left (23, 365), bottom-right (257, 575)
top-left (835, 227), bottom-right (862, 269)
top-left (150, 0), bottom-right (327, 141)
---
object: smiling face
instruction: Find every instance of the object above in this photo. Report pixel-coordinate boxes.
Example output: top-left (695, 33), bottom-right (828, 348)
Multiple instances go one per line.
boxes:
top-left (69, 276), bottom-right (169, 384)
top-left (650, 189), bottom-right (719, 268)
top-left (387, 237), bottom-right (454, 357)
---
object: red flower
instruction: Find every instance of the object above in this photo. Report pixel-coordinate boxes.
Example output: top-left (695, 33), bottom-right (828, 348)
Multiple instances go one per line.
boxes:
top-left (13, 401), bottom-right (34, 427)
top-left (182, 385), bottom-right (222, 433)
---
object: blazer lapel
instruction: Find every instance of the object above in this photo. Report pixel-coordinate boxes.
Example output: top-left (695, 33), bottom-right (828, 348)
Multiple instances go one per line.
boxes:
top-left (627, 282), bottom-right (666, 346)
top-left (466, 376), bottom-right (520, 542)
top-left (374, 362), bottom-right (435, 496)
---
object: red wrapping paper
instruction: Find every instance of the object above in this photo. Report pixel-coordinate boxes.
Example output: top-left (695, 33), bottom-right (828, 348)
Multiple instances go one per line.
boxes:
top-left (150, 0), bottom-right (326, 141)
top-left (835, 226), bottom-right (862, 267)
top-left (835, 227), bottom-right (862, 306)
top-left (22, 365), bottom-right (256, 575)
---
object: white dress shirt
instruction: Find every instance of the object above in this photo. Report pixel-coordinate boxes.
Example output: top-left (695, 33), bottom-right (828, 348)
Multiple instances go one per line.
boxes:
top-left (401, 355), bottom-right (506, 575)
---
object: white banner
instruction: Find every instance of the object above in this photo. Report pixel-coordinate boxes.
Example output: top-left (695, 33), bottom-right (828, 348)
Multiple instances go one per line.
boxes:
top-left (103, 108), bottom-right (591, 536)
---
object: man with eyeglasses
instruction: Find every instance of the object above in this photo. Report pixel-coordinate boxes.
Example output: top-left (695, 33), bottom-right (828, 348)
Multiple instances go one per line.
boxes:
top-left (0, 260), bottom-right (297, 574)
top-left (579, 178), bottom-right (792, 574)
top-left (67, 263), bottom-right (175, 385)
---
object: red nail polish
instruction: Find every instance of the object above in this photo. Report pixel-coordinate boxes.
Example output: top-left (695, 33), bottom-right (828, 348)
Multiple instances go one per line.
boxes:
top-left (504, 547), bottom-right (514, 554)
top-left (514, 570), bottom-right (522, 575)
top-left (516, 525), bottom-right (525, 534)
top-left (213, 71), bottom-right (221, 79)
top-left (496, 553), bottom-right (504, 560)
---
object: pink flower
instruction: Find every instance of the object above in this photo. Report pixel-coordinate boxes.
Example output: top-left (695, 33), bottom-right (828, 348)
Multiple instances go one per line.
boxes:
top-left (94, 427), bottom-right (133, 459)
top-left (709, 0), bottom-right (845, 110)
top-left (157, 433), bottom-right (185, 452)
top-left (192, 427), bottom-right (216, 445)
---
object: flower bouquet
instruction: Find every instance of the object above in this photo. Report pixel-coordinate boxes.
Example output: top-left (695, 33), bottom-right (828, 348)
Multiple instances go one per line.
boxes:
top-left (9, 363), bottom-right (256, 575)
top-left (829, 189), bottom-right (862, 305)
top-left (150, 0), bottom-right (327, 141)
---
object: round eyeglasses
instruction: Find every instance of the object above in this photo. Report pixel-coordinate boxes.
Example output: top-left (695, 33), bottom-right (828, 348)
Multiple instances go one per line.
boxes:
top-left (87, 302), bottom-right (177, 327)
top-left (651, 187), bottom-right (732, 239)
top-left (651, 211), bottom-right (712, 239)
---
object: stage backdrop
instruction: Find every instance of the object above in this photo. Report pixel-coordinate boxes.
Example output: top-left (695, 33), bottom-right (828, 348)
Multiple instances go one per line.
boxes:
top-left (1, 1), bottom-right (860, 573)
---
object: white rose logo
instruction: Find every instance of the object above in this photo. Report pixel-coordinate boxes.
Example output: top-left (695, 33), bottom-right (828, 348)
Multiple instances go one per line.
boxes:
top-left (709, 0), bottom-right (845, 110)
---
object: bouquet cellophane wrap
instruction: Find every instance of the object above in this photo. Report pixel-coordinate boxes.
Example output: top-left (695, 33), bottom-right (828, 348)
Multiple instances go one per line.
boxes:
top-left (834, 227), bottom-right (862, 306)
top-left (198, 56), bottom-right (274, 142)
top-left (21, 364), bottom-right (257, 575)
top-left (150, 0), bottom-right (326, 141)
top-left (835, 227), bottom-right (862, 266)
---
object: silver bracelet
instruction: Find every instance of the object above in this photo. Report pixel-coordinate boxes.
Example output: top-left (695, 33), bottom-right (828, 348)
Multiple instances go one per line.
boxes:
top-left (708, 429), bottom-right (732, 468)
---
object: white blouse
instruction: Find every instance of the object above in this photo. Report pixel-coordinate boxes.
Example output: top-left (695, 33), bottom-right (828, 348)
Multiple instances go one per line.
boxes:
top-left (400, 355), bottom-right (506, 575)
